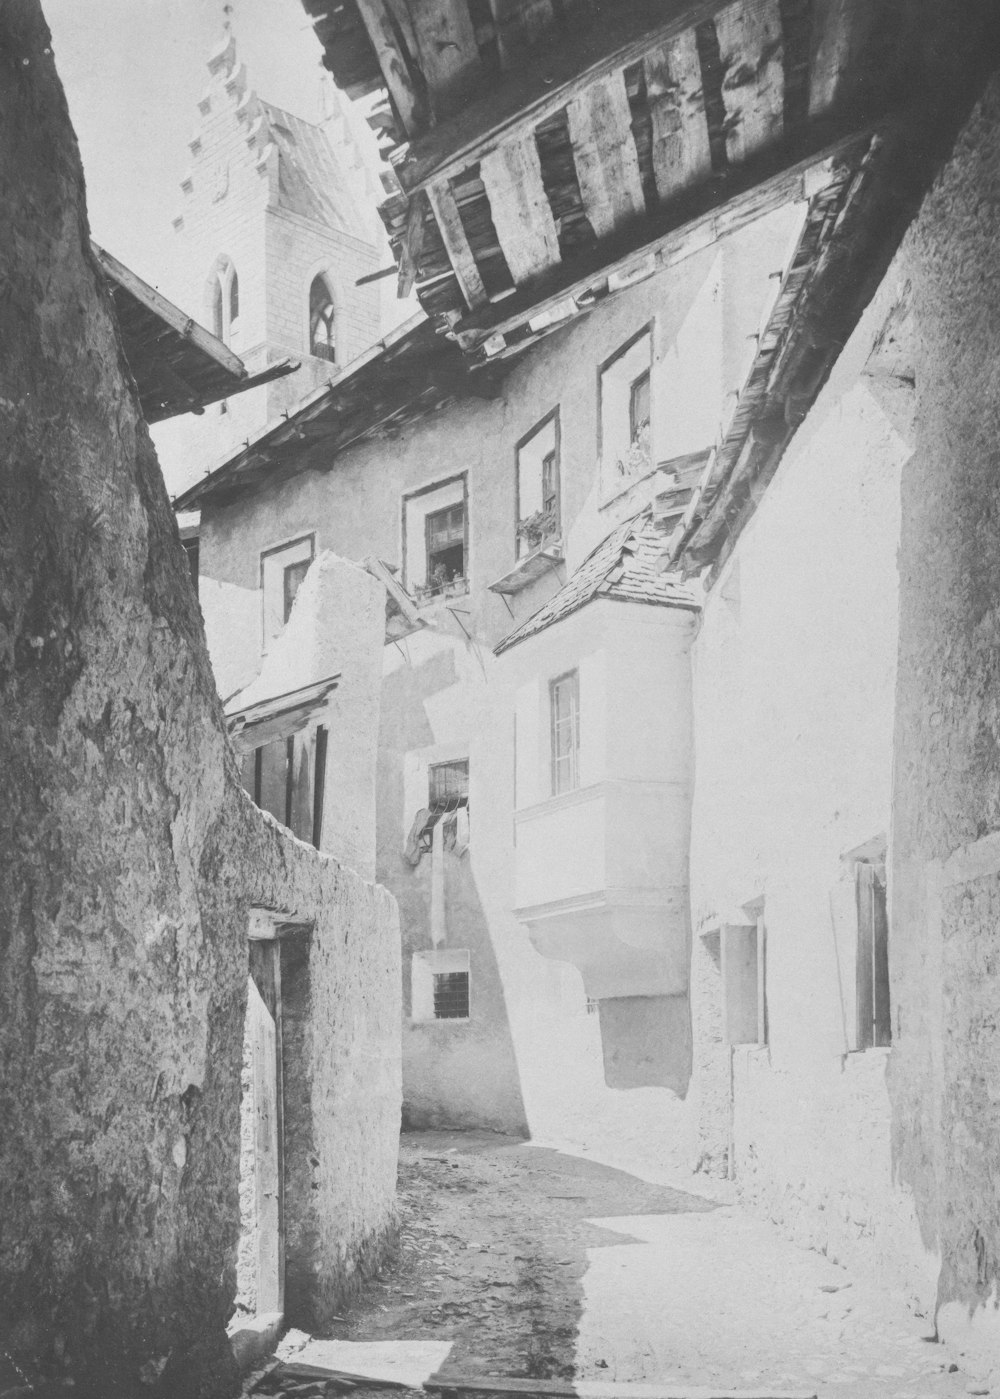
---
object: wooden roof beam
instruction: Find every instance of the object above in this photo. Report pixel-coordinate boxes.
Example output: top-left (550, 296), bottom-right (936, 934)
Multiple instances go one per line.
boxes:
top-left (453, 115), bottom-right (882, 353)
top-left (425, 180), bottom-right (490, 309)
top-left (94, 243), bottom-right (246, 378)
top-left (392, 0), bottom-right (737, 193)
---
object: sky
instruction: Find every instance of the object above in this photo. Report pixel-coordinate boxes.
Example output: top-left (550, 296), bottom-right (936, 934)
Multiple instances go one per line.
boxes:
top-left (43, 0), bottom-right (382, 297)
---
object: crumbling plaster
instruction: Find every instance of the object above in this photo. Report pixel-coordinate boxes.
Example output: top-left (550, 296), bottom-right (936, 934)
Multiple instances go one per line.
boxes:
top-left (0, 6), bottom-right (399, 1392)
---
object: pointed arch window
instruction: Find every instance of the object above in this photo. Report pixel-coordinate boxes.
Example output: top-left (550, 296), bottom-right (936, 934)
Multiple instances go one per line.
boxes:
top-left (207, 257), bottom-right (239, 346)
top-left (309, 275), bottom-right (336, 363)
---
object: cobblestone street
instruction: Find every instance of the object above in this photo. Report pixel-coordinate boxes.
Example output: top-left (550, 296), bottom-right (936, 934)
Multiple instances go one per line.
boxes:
top-left (272, 1132), bottom-right (995, 1399)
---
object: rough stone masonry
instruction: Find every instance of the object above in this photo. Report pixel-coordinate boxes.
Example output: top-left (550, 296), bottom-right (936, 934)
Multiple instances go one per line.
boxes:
top-left (0, 3), bottom-right (401, 1395)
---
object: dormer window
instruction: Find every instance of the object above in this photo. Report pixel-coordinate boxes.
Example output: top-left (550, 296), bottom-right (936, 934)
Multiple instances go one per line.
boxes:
top-left (207, 257), bottom-right (239, 346)
top-left (309, 275), bottom-right (336, 362)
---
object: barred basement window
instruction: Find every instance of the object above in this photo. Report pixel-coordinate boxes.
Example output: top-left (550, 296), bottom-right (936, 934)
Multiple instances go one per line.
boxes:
top-left (411, 950), bottom-right (470, 1023)
top-left (433, 970), bottom-right (470, 1020)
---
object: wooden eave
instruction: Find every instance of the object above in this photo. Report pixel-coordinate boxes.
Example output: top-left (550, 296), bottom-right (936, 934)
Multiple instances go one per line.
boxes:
top-left (95, 244), bottom-right (295, 423)
top-left (303, 0), bottom-right (909, 356)
top-left (172, 315), bottom-right (506, 512)
top-left (665, 47), bottom-right (1000, 580)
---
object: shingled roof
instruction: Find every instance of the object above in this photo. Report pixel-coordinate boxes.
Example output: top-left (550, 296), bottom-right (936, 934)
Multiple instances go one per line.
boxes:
top-left (259, 101), bottom-right (370, 240)
top-left (494, 511), bottom-right (699, 656)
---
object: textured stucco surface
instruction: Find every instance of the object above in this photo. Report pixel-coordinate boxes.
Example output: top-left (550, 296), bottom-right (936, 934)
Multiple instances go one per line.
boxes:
top-left (888, 75), bottom-right (1000, 1359)
top-left (0, 9), bottom-right (399, 1392)
top-left (688, 180), bottom-right (914, 1276)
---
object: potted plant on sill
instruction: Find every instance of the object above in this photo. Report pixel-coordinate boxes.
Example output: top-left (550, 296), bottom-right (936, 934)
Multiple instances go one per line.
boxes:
top-left (615, 421), bottom-right (651, 480)
top-left (516, 506), bottom-right (559, 556)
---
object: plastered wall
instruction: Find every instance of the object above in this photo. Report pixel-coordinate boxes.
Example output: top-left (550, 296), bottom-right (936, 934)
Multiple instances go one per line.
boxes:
top-left (688, 247), bottom-right (914, 1276)
top-left (0, 10), bottom-right (399, 1391)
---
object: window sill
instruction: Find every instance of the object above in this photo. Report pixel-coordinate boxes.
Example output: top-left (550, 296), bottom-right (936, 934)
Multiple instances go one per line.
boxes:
top-left (488, 543), bottom-right (563, 596)
top-left (410, 1017), bottom-right (471, 1027)
top-left (411, 580), bottom-right (470, 609)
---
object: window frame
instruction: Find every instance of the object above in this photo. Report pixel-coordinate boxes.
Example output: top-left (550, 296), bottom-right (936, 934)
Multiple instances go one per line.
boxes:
top-left (308, 273), bottom-right (337, 363)
top-left (401, 474), bottom-right (469, 598)
top-left (549, 669), bottom-right (580, 797)
top-left (515, 408), bottom-right (561, 561)
top-left (855, 860), bottom-right (890, 1049)
top-left (243, 723), bottom-right (329, 849)
top-left (259, 533), bottom-right (315, 647)
top-left (598, 323), bottom-right (654, 502)
top-left (207, 256), bottom-right (239, 346)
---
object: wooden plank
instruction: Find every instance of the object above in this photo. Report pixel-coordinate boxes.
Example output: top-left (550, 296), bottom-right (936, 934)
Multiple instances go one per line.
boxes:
top-left (354, 0), bottom-right (427, 135)
top-left (644, 29), bottom-right (713, 199)
top-left (396, 0), bottom-right (735, 193)
top-left (808, 0), bottom-right (874, 117)
top-left (425, 1379), bottom-right (817, 1399)
top-left (94, 243), bottom-right (246, 377)
top-left (408, 0), bottom-right (482, 112)
top-left (480, 134), bottom-right (562, 284)
top-left (397, 192), bottom-right (428, 299)
top-left (426, 179), bottom-right (490, 309)
top-left (567, 72), bottom-right (647, 239)
top-left (715, 0), bottom-right (786, 164)
top-left (454, 119), bottom-right (878, 352)
top-left (247, 941), bottom-right (283, 1315)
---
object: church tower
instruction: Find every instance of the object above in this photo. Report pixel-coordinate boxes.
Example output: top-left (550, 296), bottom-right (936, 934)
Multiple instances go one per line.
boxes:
top-left (155, 31), bottom-right (384, 494)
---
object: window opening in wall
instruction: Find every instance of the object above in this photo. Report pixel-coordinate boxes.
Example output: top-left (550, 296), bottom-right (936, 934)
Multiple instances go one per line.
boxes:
top-left (229, 268), bottom-right (240, 332)
top-left (721, 913), bottom-right (767, 1047)
top-left (240, 726), bottom-right (328, 848)
top-left (856, 863), bottom-right (890, 1048)
top-left (283, 558), bottom-right (311, 624)
top-left (600, 327), bottom-right (653, 495)
top-left (208, 257), bottom-right (240, 346)
top-left (585, 996), bottom-right (599, 1015)
top-left (630, 368), bottom-right (651, 444)
top-left (261, 535), bottom-right (315, 644)
top-left (411, 949), bottom-right (471, 1023)
top-left (309, 275), bottom-right (336, 362)
top-left (180, 532), bottom-right (200, 586)
top-left (412, 759), bottom-right (470, 857)
top-left (426, 504), bottom-right (465, 591)
top-left (516, 411), bottom-right (561, 559)
top-left (550, 670), bottom-right (580, 795)
top-left (433, 970), bottom-right (470, 1019)
top-left (403, 475), bottom-right (468, 603)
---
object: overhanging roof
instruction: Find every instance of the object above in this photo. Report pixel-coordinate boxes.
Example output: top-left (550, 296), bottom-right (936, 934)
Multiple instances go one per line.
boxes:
top-left (172, 314), bottom-right (504, 511)
top-left (96, 244), bottom-right (295, 423)
top-left (226, 673), bottom-right (340, 753)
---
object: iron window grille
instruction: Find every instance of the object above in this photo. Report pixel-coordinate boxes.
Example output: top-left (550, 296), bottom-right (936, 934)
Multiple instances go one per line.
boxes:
top-left (417, 759), bottom-right (470, 855)
top-left (433, 970), bottom-right (470, 1019)
top-left (550, 670), bottom-right (580, 795)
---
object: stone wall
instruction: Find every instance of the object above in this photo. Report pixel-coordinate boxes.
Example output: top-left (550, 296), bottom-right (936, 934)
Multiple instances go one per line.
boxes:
top-left (0, 7), bottom-right (399, 1392)
top-left (888, 74), bottom-right (1000, 1362)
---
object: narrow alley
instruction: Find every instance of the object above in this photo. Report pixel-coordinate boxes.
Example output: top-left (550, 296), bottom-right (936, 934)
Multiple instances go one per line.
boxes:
top-left (251, 1135), bottom-right (987, 1399)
